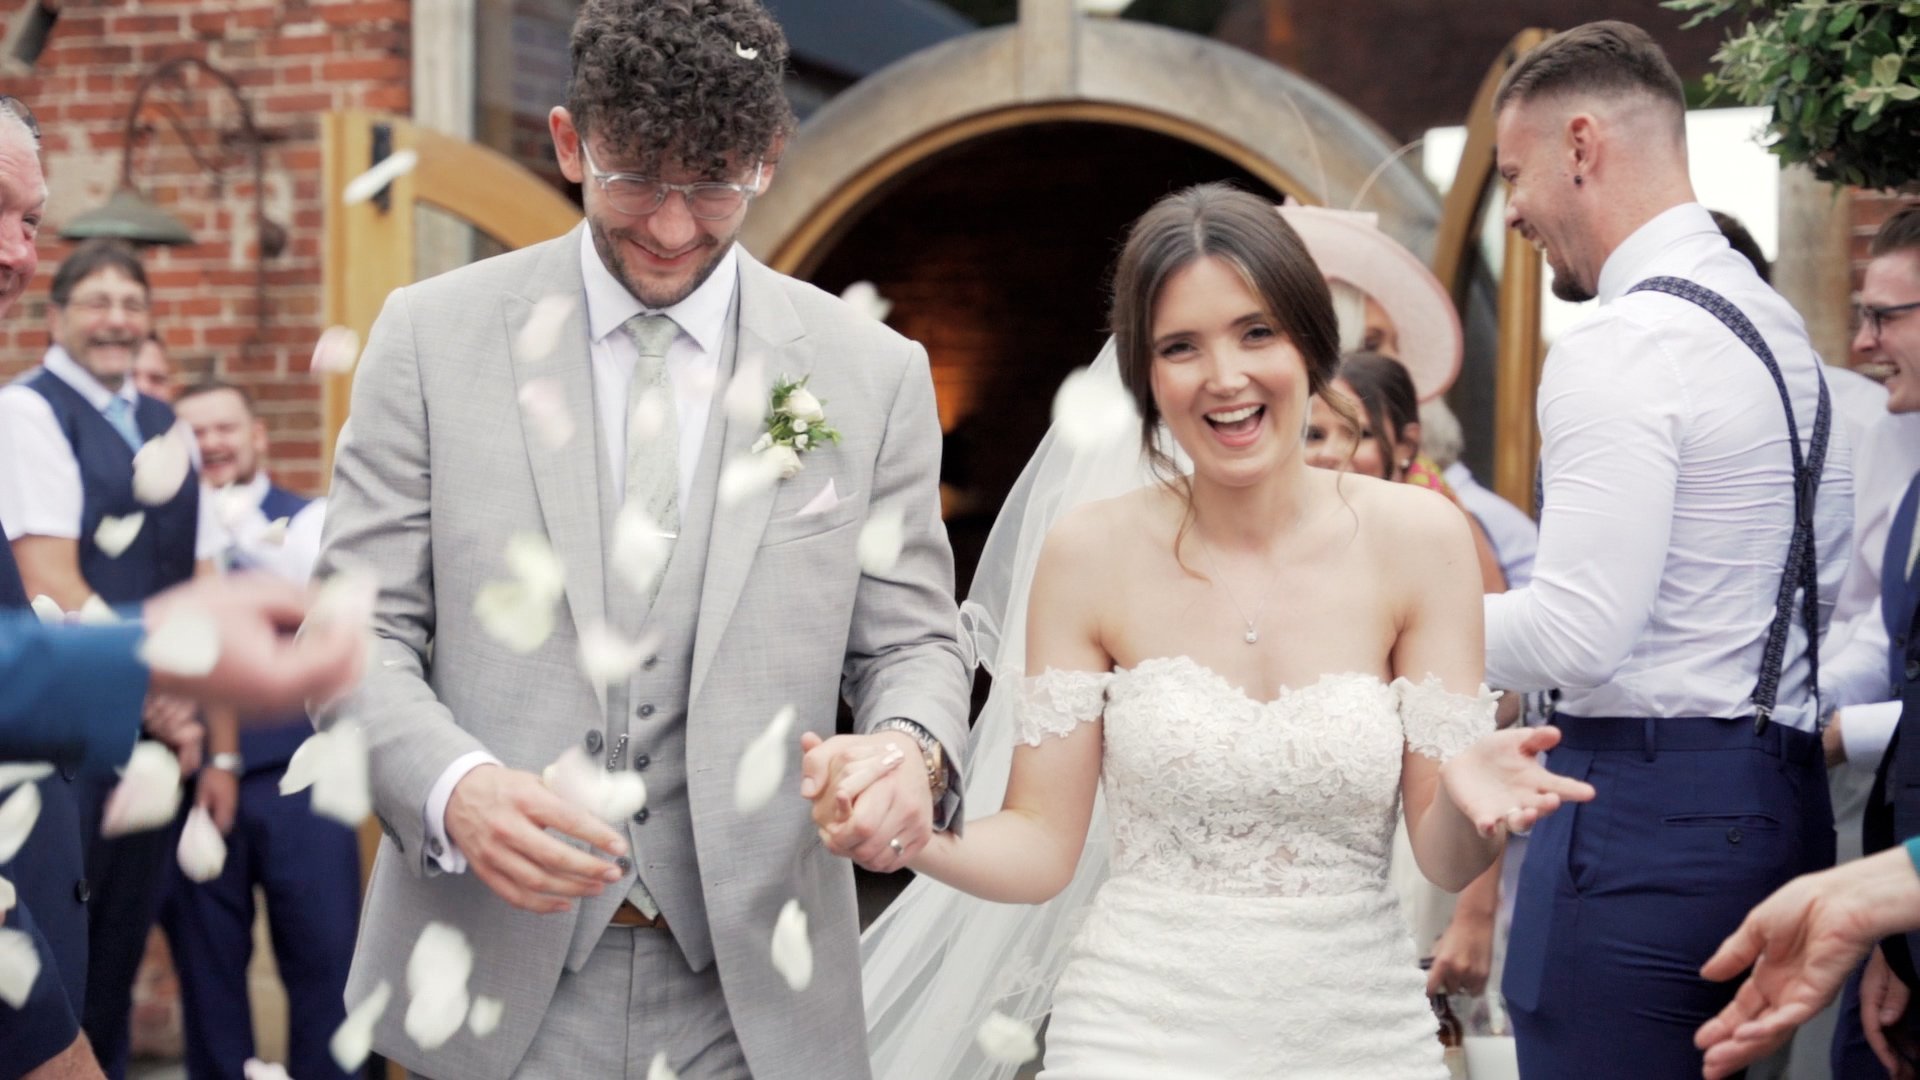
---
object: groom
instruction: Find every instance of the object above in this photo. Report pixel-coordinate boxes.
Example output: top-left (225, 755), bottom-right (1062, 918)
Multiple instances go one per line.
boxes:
top-left (313, 1), bottom-right (971, 1077)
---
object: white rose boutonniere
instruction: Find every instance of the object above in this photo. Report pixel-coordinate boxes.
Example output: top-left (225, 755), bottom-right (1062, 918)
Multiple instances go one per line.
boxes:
top-left (759, 376), bottom-right (840, 480)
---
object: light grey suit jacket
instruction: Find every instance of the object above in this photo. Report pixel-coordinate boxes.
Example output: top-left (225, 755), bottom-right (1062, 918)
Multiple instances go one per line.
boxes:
top-left (315, 225), bottom-right (970, 1080)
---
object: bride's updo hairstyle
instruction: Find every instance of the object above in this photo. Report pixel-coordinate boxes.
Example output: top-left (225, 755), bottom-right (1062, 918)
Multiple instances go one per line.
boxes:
top-left (1109, 183), bottom-right (1345, 486)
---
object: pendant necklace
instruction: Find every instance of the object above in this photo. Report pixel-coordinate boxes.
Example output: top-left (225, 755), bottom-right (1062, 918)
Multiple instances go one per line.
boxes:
top-left (1193, 529), bottom-right (1281, 645)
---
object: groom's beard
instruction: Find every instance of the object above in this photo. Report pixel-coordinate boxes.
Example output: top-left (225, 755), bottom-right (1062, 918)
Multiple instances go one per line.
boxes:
top-left (590, 216), bottom-right (732, 310)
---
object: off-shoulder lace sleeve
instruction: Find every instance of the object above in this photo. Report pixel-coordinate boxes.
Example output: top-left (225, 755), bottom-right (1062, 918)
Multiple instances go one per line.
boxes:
top-left (1394, 676), bottom-right (1498, 761)
top-left (1017, 669), bottom-right (1111, 746)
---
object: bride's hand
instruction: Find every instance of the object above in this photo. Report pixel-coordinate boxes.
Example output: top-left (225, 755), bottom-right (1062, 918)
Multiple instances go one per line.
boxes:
top-left (1440, 726), bottom-right (1595, 837)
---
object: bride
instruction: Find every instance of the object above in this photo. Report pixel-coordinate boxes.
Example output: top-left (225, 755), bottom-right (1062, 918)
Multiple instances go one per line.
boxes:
top-left (813, 184), bottom-right (1593, 1078)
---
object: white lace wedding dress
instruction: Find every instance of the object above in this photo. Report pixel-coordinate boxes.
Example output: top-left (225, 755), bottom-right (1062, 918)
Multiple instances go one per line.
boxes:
top-left (1022, 656), bottom-right (1495, 1079)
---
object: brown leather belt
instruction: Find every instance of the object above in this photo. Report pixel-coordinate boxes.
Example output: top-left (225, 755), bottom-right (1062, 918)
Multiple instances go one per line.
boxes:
top-left (610, 901), bottom-right (670, 930)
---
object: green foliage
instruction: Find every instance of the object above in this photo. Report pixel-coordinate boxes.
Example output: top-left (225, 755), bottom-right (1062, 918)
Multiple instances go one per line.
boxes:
top-left (1664, 0), bottom-right (1920, 189)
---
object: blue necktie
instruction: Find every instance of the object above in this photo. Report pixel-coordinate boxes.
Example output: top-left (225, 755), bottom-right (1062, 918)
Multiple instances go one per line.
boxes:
top-left (103, 396), bottom-right (142, 451)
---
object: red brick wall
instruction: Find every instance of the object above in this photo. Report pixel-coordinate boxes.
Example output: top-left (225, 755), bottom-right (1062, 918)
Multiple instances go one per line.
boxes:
top-left (0, 0), bottom-right (415, 496)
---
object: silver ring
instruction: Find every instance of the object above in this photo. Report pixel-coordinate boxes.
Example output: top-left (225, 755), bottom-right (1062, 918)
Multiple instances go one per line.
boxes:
top-left (888, 837), bottom-right (904, 855)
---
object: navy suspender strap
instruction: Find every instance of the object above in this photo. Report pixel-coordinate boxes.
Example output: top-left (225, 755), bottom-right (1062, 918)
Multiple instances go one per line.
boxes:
top-left (1627, 276), bottom-right (1832, 733)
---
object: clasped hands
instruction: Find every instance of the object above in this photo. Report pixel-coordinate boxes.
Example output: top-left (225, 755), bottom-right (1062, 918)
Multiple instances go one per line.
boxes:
top-left (799, 729), bottom-right (935, 874)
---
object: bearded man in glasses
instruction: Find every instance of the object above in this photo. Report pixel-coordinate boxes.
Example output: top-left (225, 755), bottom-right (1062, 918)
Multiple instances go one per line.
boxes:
top-left (313, 1), bottom-right (969, 1078)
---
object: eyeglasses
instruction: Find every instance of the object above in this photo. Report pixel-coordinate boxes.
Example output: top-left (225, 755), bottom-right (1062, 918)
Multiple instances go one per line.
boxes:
top-left (0, 96), bottom-right (39, 142)
top-left (1853, 299), bottom-right (1920, 340)
top-left (579, 143), bottom-right (761, 221)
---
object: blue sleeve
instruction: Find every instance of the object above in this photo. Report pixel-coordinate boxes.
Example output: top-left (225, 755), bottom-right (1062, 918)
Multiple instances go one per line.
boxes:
top-left (0, 899), bottom-right (81, 1080)
top-left (0, 614), bottom-right (147, 775)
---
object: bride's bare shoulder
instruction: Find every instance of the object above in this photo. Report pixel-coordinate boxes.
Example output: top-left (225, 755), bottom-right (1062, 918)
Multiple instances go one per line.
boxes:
top-left (1038, 486), bottom-right (1173, 576)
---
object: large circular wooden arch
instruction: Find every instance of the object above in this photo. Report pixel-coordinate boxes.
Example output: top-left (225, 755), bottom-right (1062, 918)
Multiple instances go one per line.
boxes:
top-left (740, 15), bottom-right (1446, 275)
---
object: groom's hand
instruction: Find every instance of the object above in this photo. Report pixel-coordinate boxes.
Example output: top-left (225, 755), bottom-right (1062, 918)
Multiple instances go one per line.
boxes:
top-left (801, 731), bottom-right (931, 873)
top-left (445, 764), bottom-right (629, 914)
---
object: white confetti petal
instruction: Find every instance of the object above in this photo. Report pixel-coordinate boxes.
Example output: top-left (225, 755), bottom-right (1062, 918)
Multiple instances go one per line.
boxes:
top-left (139, 608), bottom-right (221, 676)
top-left (280, 734), bottom-right (322, 796)
top-left (310, 325), bottom-right (362, 376)
top-left (94, 512), bottom-right (145, 558)
top-left (0, 875), bottom-right (14, 918)
top-left (0, 765), bottom-right (53, 793)
top-left (0, 783), bottom-right (41, 862)
top-left (0, 928), bottom-right (40, 1008)
top-left (733, 41), bottom-right (759, 60)
top-left (341, 148), bottom-right (420, 207)
top-left (133, 429), bottom-right (192, 506)
top-left (504, 533), bottom-right (566, 602)
top-left (310, 567), bottom-right (379, 634)
top-left (176, 805), bottom-right (227, 883)
top-left (473, 582), bottom-right (557, 653)
top-left (577, 621), bottom-right (649, 686)
top-left (260, 517), bottom-right (290, 546)
top-left (629, 387), bottom-right (671, 443)
top-left (610, 504), bottom-right (673, 598)
top-left (100, 741), bottom-right (182, 838)
top-left (78, 595), bottom-right (118, 624)
top-left (214, 485), bottom-right (255, 531)
top-left (241, 1059), bottom-right (293, 1080)
top-left (1052, 364), bottom-right (1140, 451)
top-left (517, 378), bottom-right (576, 450)
top-left (467, 994), bottom-right (504, 1038)
top-left (718, 453), bottom-right (784, 507)
top-left (975, 1011), bottom-right (1041, 1063)
top-left (723, 357), bottom-right (767, 426)
top-left (29, 595), bottom-right (62, 623)
top-left (648, 1052), bottom-right (680, 1080)
top-left (856, 509), bottom-right (905, 576)
top-left (308, 724), bottom-right (370, 828)
top-left (516, 295), bottom-right (577, 363)
top-left (541, 745), bottom-right (646, 823)
top-left (405, 922), bottom-right (474, 1050)
top-left (770, 898), bottom-right (813, 992)
top-left (734, 705), bottom-right (795, 815)
top-left (331, 979), bottom-right (391, 1072)
top-left (839, 280), bottom-right (893, 323)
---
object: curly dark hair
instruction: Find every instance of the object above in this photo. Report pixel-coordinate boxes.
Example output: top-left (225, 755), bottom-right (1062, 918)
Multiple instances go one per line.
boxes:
top-left (568, 0), bottom-right (795, 178)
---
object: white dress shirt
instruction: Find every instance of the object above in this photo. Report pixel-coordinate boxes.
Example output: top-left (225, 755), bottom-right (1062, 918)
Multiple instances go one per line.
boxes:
top-left (0, 346), bottom-right (219, 559)
top-left (199, 471), bottom-right (327, 584)
top-left (422, 233), bottom-right (742, 874)
top-left (1444, 461), bottom-right (1538, 588)
top-left (1484, 203), bottom-right (1853, 733)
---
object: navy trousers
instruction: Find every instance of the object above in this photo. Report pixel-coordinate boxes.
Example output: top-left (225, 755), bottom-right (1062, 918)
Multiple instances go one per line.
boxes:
top-left (75, 773), bottom-right (184, 1080)
top-left (1504, 717), bottom-right (1834, 1079)
top-left (0, 898), bottom-right (80, 1080)
top-left (159, 770), bottom-right (361, 1080)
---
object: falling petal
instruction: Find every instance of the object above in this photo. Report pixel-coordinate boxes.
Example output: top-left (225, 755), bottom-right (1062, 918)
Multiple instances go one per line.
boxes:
top-left (176, 805), bottom-right (227, 883)
top-left (139, 609), bottom-right (221, 676)
top-left (330, 980), bottom-right (392, 1071)
top-left (856, 509), bottom-right (905, 576)
top-left (1051, 364), bottom-right (1140, 451)
top-left (94, 512), bottom-right (145, 558)
top-left (311, 567), bottom-right (379, 634)
top-left (78, 595), bottom-right (118, 624)
top-left (795, 479), bottom-right (845, 519)
top-left (133, 430), bottom-right (192, 506)
top-left (541, 746), bottom-right (647, 823)
top-left (241, 1060), bottom-right (293, 1080)
top-left (648, 1052), bottom-right (680, 1080)
top-left (718, 453), bottom-right (784, 507)
top-left (517, 378), bottom-right (576, 450)
top-left (260, 517), bottom-right (290, 546)
top-left (308, 725), bottom-right (371, 828)
top-left (474, 582), bottom-right (557, 653)
top-left (214, 485), bottom-right (256, 530)
top-left (770, 898), bottom-right (813, 992)
top-left (0, 783), bottom-right (41, 862)
top-left (504, 533), bottom-right (565, 602)
top-left (610, 505), bottom-right (673, 598)
top-left (341, 148), bottom-right (420, 207)
top-left (515, 295), bottom-right (576, 362)
top-left (630, 387), bottom-right (671, 443)
top-left (975, 1011), bottom-right (1041, 1063)
top-left (311, 325), bottom-right (363, 376)
top-left (733, 42), bottom-right (759, 59)
top-left (734, 705), bottom-right (795, 815)
top-left (0, 875), bottom-right (14, 917)
top-left (467, 994), bottom-right (504, 1038)
top-left (100, 742), bottom-right (182, 838)
top-left (280, 734), bottom-right (321, 796)
top-left (29, 595), bottom-right (61, 623)
top-left (405, 922), bottom-right (474, 1050)
top-left (0, 764), bottom-right (50, 794)
top-left (0, 928), bottom-right (39, 1008)
top-left (578, 621), bottom-right (647, 686)
top-left (723, 357), bottom-right (767, 426)
top-left (839, 281), bottom-right (893, 323)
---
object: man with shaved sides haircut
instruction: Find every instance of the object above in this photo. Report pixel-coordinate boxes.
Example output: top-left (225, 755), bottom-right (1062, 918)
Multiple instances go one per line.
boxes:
top-left (1482, 20), bottom-right (1852, 1077)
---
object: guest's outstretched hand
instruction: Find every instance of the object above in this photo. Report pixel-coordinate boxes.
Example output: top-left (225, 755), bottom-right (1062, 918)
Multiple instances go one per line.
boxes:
top-left (800, 730), bottom-right (922, 873)
top-left (1439, 726), bottom-right (1594, 837)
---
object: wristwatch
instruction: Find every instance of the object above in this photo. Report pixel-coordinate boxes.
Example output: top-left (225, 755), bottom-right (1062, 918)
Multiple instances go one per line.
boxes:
top-left (209, 752), bottom-right (245, 774)
top-left (875, 718), bottom-right (948, 801)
